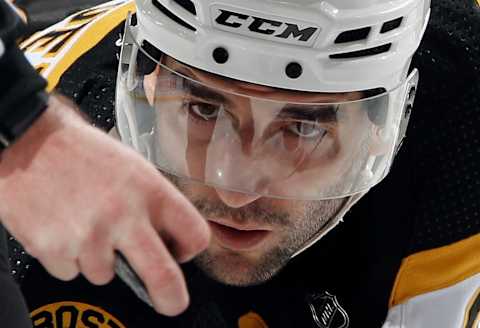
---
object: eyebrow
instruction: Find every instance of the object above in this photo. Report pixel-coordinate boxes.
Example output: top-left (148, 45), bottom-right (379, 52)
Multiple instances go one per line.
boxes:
top-left (279, 105), bottom-right (339, 123)
top-left (182, 77), bottom-right (232, 105)
top-left (180, 71), bottom-right (339, 123)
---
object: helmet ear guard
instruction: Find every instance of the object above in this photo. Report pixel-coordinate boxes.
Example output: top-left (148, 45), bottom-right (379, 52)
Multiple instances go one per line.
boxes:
top-left (394, 68), bottom-right (419, 156)
top-left (366, 68), bottom-right (418, 157)
top-left (364, 88), bottom-right (388, 126)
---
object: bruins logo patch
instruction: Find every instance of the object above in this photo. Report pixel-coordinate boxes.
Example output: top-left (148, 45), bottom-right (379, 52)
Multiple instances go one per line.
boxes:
top-left (30, 301), bottom-right (126, 328)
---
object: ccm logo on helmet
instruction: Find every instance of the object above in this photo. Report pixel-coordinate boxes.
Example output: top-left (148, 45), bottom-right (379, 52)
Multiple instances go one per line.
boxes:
top-left (212, 7), bottom-right (320, 46)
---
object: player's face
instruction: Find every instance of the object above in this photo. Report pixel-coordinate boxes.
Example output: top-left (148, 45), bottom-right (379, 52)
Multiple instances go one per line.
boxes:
top-left (165, 173), bottom-right (346, 286)
top-left (144, 56), bottom-right (368, 286)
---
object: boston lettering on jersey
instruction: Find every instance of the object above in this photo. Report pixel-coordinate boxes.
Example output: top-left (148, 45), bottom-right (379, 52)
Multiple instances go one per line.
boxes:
top-left (30, 301), bottom-right (126, 328)
top-left (213, 8), bottom-right (320, 46)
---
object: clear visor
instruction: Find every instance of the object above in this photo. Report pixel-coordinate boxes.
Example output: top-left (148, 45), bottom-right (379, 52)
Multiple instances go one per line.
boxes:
top-left (116, 29), bottom-right (415, 200)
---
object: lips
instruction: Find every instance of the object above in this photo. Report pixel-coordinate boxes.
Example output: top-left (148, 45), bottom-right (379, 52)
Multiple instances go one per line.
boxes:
top-left (208, 220), bottom-right (271, 251)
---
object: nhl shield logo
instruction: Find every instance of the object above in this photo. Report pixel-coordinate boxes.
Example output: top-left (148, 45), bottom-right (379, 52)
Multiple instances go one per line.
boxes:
top-left (307, 292), bottom-right (349, 328)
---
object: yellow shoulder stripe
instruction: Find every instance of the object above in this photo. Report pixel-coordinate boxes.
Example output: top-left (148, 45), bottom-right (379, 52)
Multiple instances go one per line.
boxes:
top-left (21, 0), bottom-right (135, 92)
top-left (390, 233), bottom-right (480, 307)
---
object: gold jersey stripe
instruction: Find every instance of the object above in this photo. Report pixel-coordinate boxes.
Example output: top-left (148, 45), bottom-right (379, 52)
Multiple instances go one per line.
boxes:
top-left (21, 0), bottom-right (135, 92)
top-left (390, 233), bottom-right (480, 307)
top-left (45, 1), bottom-right (134, 91)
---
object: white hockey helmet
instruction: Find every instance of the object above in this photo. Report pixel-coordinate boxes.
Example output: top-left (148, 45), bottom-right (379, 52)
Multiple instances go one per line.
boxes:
top-left (133, 0), bottom-right (430, 92)
top-left (115, 0), bottom-right (431, 200)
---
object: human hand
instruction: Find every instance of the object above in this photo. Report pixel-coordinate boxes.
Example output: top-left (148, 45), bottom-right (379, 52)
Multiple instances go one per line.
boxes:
top-left (0, 95), bottom-right (210, 316)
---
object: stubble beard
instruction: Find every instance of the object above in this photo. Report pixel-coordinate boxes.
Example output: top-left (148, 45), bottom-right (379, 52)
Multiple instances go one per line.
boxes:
top-left (162, 171), bottom-right (346, 287)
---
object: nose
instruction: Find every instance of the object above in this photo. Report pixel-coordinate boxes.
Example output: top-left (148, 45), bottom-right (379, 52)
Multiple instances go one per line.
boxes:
top-left (215, 188), bottom-right (262, 208)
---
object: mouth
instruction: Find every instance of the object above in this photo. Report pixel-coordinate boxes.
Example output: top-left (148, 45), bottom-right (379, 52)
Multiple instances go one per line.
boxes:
top-left (207, 219), bottom-right (272, 252)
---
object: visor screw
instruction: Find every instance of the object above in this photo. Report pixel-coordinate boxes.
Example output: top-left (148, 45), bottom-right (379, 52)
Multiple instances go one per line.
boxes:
top-left (213, 47), bottom-right (229, 64)
top-left (286, 62), bottom-right (303, 79)
top-left (408, 87), bottom-right (416, 101)
top-left (405, 104), bottom-right (413, 118)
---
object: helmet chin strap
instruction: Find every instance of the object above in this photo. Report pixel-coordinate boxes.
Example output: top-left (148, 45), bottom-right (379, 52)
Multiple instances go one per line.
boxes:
top-left (290, 190), bottom-right (368, 259)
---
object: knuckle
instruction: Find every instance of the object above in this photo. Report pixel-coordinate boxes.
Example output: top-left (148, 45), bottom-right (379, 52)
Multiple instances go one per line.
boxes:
top-left (150, 265), bottom-right (180, 290)
top-left (24, 233), bottom-right (54, 257)
top-left (24, 222), bottom-right (81, 259)
top-left (48, 239), bottom-right (78, 259)
top-left (126, 165), bottom-right (155, 193)
top-left (79, 226), bottom-right (103, 249)
top-left (50, 244), bottom-right (72, 259)
top-left (99, 197), bottom-right (125, 220)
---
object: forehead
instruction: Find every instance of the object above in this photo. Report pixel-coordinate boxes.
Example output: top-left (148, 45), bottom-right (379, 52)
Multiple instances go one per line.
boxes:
top-left (162, 55), bottom-right (364, 104)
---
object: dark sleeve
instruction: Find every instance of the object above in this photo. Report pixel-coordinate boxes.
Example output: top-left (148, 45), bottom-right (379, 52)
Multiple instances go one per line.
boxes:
top-left (54, 21), bottom-right (123, 131)
top-left (0, 226), bottom-right (32, 328)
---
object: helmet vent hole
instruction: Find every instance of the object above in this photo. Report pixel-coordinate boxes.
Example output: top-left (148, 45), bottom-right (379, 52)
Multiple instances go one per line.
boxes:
top-left (381, 17), bottom-right (403, 34)
top-left (330, 43), bottom-right (392, 59)
top-left (172, 0), bottom-right (196, 15)
top-left (213, 47), bottom-right (229, 64)
top-left (285, 62), bottom-right (303, 79)
top-left (151, 0), bottom-right (196, 31)
top-left (335, 27), bottom-right (371, 44)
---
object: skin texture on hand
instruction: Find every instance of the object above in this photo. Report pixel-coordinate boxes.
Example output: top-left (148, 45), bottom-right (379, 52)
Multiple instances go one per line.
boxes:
top-left (0, 95), bottom-right (211, 316)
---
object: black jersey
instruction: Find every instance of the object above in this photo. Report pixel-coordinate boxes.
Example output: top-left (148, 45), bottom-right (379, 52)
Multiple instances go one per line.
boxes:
top-left (12, 0), bottom-right (480, 327)
top-left (0, 229), bottom-right (31, 328)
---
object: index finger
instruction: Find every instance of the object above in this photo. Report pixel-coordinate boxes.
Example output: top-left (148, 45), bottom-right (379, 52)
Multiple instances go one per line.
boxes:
top-left (146, 173), bottom-right (211, 262)
top-left (116, 223), bottom-right (189, 316)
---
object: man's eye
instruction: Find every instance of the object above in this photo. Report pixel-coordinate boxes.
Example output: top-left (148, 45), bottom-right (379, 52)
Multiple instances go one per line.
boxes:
top-left (186, 102), bottom-right (222, 121)
top-left (287, 121), bottom-right (326, 139)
